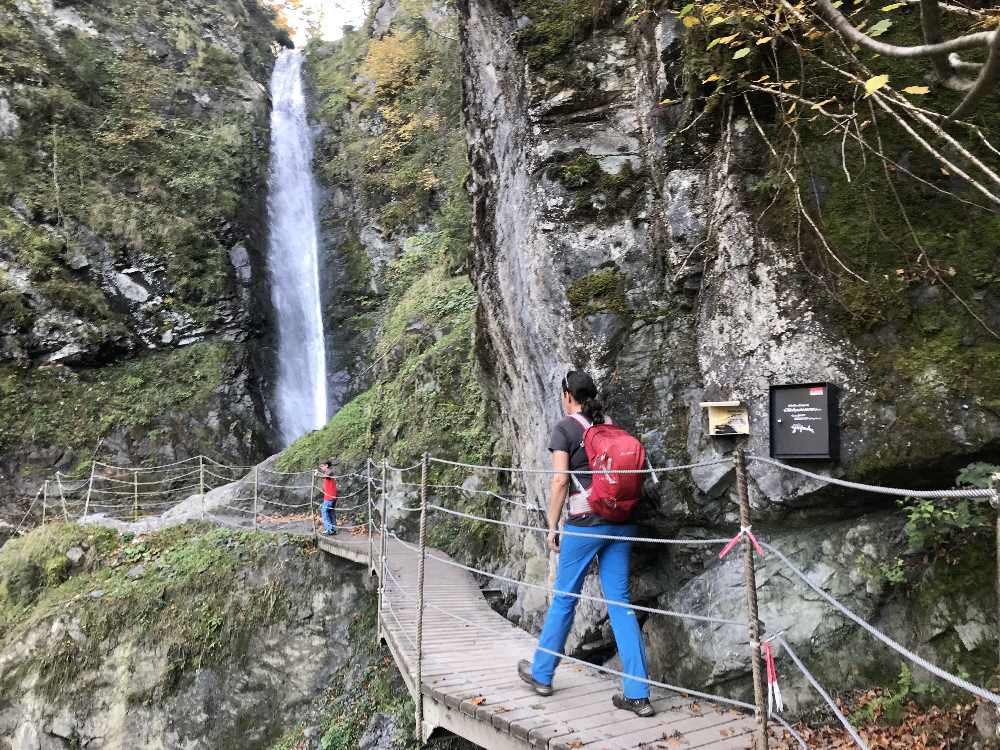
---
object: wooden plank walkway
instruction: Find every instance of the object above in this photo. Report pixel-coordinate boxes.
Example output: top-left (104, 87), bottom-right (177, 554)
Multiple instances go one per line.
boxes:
top-left (319, 533), bottom-right (772, 749)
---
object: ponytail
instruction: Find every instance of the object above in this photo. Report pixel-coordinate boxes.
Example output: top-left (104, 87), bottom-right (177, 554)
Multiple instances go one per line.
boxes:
top-left (563, 370), bottom-right (606, 424)
top-left (582, 397), bottom-right (605, 425)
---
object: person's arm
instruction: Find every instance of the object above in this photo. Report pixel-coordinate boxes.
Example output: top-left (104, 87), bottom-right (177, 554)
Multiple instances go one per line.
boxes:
top-left (330, 475), bottom-right (337, 500)
top-left (547, 450), bottom-right (570, 551)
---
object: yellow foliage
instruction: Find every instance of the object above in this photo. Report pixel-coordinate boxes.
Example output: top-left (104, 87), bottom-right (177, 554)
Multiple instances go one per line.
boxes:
top-left (362, 32), bottom-right (424, 97)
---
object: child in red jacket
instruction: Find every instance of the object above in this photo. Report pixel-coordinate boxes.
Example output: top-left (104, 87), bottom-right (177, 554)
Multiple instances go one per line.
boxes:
top-left (318, 460), bottom-right (338, 535)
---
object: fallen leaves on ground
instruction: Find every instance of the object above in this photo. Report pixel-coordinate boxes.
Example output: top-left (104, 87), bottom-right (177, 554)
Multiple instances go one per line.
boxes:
top-left (770, 689), bottom-right (985, 749)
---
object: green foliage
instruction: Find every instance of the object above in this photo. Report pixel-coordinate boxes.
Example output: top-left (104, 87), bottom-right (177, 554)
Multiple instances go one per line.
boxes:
top-left (901, 496), bottom-right (991, 555)
top-left (567, 267), bottom-right (631, 318)
top-left (547, 151), bottom-right (646, 224)
top-left (956, 462), bottom-right (1000, 490)
top-left (276, 389), bottom-right (376, 470)
top-left (514, 0), bottom-right (622, 75)
top-left (0, 0), bottom-right (279, 322)
top-left (0, 523), bottom-right (301, 700)
top-left (305, 3), bottom-right (470, 244)
top-left (0, 524), bottom-right (118, 618)
top-left (0, 343), bottom-right (233, 457)
top-left (850, 664), bottom-right (913, 726)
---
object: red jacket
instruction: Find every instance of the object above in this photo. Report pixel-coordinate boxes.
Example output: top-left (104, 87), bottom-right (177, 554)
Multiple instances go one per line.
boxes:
top-left (322, 475), bottom-right (337, 502)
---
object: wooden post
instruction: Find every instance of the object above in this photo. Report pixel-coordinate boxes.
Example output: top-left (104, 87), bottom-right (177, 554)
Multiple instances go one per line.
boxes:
top-left (735, 448), bottom-right (768, 750)
top-left (42, 480), bottom-right (48, 524)
top-left (377, 458), bottom-right (389, 645)
top-left (83, 462), bottom-right (95, 518)
top-left (367, 460), bottom-right (375, 573)
top-left (199, 456), bottom-right (205, 497)
top-left (991, 473), bottom-right (1000, 669)
top-left (56, 474), bottom-right (69, 522)
top-left (252, 465), bottom-right (259, 531)
top-left (414, 453), bottom-right (429, 740)
top-left (133, 471), bottom-right (139, 521)
top-left (310, 472), bottom-right (319, 541)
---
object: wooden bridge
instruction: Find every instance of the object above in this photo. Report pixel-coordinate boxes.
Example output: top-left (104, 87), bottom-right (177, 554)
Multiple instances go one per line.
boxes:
top-left (318, 532), bottom-right (769, 750)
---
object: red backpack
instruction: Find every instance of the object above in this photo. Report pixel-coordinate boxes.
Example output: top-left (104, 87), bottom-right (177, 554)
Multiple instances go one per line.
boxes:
top-left (569, 414), bottom-right (647, 522)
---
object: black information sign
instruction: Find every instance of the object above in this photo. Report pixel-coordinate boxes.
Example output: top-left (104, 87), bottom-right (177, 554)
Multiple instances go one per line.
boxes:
top-left (769, 383), bottom-right (839, 460)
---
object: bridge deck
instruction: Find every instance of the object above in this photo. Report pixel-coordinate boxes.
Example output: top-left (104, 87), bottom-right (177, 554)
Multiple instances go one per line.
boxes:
top-left (319, 534), bottom-right (767, 750)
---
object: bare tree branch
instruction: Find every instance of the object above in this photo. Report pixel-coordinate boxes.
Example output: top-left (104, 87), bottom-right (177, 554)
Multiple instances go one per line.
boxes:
top-left (952, 25), bottom-right (1000, 118)
top-left (920, 0), bottom-right (955, 81)
top-left (906, 0), bottom-right (994, 19)
top-left (814, 0), bottom-right (995, 59)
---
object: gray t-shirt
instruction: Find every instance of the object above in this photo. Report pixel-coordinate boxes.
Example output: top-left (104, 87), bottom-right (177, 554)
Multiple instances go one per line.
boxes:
top-left (548, 415), bottom-right (591, 491)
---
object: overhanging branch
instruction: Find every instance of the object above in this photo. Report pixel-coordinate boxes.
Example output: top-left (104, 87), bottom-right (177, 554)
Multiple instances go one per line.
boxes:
top-left (952, 25), bottom-right (1000, 118)
top-left (815, 0), bottom-right (995, 59)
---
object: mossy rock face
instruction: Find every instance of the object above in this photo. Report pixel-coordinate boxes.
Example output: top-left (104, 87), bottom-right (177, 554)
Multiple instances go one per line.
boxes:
top-left (513, 0), bottom-right (627, 77)
top-left (567, 267), bottom-right (631, 319)
top-left (546, 151), bottom-right (647, 225)
top-left (1, 522), bottom-right (368, 747)
top-left (1, 560), bottom-right (44, 608)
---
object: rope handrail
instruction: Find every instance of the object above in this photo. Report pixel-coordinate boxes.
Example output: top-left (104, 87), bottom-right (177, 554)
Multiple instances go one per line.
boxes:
top-left (778, 637), bottom-right (869, 750)
top-left (385, 461), bottom-right (424, 474)
top-left (255, 479), bottom-right (314, 491)
top-left (84, 498), bottom-right (189, 510)
top-left (394, 480), bottom-right (536, 509)
top-left (86, 483), bottom-right (203, 498)
top-left (761, 540), bottom-right (1000, 705)
top-left (387, 532), bottom-right (743, 627)
top-left (87, 468), bottom-right (202, 486)
top-left (94, 456), bottom-right (202, 472)
top-left (419, 503), bottom-right (733, 546)
top-left (428, 455), bottom-right (733, 475)
top-left (748, 455), bottom-right (995, 499)
top-left (378, 564), bottom-right (808, 749)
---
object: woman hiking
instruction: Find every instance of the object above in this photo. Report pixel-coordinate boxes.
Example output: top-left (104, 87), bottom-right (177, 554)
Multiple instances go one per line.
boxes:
top-left (517, 370), bottom-right (655, 717)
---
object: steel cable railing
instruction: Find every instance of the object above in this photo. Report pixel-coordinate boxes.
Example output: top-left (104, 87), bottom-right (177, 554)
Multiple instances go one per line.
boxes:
top-left (26, 447), bottom-right (1000, 750)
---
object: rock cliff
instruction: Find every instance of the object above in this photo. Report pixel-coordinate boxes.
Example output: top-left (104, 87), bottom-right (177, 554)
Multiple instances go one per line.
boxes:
top-left (0, 0), bottom-right (287, 519)
top-left (459, 0), bottom-right (1000, 705)
top-left (263, 0), bottom-right (999, 718)
top-left (0, 523), bottom-right (367, 749)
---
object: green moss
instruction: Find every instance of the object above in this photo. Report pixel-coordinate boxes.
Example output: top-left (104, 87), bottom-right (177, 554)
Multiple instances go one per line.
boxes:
top-left (547, 152), bottom-right (646, 225)
top-left (277, 389), bottom-right (376, 471)
top-left (0, 342), bottom-right (233, 459)
top-left (567, 267), bottom-right (631, 318)
top-left (0, 524), bottom-right (117, 617)
top-left (514, 0), bottom-right (623, 74)
top-left (0, 523), bottom-right (298, 701)
top-left (0, 0), bottom-right (280, 320)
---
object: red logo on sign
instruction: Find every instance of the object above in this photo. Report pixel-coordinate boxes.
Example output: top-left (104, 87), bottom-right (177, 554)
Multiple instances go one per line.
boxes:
top-left (809, 387), bottom-right (824, 396)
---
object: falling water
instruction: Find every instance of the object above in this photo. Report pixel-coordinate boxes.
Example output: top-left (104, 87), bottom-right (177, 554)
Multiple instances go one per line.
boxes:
top-left (266, 50), bottom-right (328, 446)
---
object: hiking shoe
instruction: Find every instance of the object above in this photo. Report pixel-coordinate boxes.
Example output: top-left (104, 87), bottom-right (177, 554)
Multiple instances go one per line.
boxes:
top-left (321, 529), bottom-right (336, 536)
top-left (612, 694), bottom-right (655, 717)
top-left (517, 659), bottom-right (553, 696)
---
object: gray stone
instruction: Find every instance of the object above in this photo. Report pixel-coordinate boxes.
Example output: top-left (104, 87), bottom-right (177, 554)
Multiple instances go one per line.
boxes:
top-left (228, 243), bottom-right (252, 284)
top-left (0, 94), bottom-right (20, 141)
top-left (126, 564), bottom-right (146, 580)
top-left (358, 713), bottom-right (400, 750)
top-left (113, 272), bottom-right (150, 303)
top-left (65, 547), bottom-right (85, 566)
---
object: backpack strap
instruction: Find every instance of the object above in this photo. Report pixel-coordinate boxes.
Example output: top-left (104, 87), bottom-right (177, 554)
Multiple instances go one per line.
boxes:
top-left (566, 413), bottom-right (591, 497)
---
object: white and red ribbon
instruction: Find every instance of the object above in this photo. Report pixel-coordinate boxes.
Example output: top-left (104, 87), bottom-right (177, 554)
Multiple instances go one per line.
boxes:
top-left (763, 641), bottom-right (784, 714)
top-left (719, 526), bottom-right (765, 560)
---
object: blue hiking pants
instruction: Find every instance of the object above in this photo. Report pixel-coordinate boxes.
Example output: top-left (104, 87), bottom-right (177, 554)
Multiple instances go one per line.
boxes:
top-left (320, 500), bottom-right (337, 533)
top-left (531, 523), bottom-right (650, 699)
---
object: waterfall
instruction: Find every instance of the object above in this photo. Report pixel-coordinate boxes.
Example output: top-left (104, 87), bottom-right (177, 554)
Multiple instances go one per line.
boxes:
top-left (265, 50), bottom-right (328, 446)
